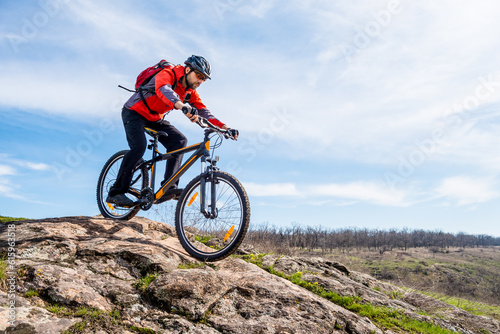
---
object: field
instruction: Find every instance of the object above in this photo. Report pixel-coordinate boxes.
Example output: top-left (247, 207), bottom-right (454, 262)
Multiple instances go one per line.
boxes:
top-left (299, 246), bottom-right (500, 320)
top-left (243, 224), bottom-right (500, 320)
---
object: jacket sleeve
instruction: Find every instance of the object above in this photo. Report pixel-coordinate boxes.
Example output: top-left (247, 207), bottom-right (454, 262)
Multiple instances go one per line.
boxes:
top-left (189, 91), bottom-right (225, 128)
top-left (154, 69), bottom-right (181, 109)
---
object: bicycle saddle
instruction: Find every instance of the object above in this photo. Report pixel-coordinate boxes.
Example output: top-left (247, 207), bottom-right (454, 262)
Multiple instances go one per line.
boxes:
top-left (144, 127), bottom-right (168, 138)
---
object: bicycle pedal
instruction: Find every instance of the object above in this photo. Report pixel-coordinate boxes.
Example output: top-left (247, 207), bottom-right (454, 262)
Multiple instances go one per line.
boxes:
top-left (115, 204), bottom-right (135, 208)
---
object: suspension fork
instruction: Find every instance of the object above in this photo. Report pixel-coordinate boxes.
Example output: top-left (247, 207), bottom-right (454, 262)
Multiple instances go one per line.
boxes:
top-left (199, 156), bottom-right (218, 219)
top-left (210, 167), bottom-right (218, 218)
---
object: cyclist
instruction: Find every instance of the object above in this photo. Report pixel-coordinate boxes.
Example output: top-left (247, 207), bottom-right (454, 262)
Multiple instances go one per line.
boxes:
top-left (107, 55), bottom-right (239, 207)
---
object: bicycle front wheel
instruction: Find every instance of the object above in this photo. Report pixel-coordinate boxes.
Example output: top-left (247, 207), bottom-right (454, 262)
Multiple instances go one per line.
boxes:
top-left (175, 171), bottom-right (250, 262)
top-left (96, 150), bottom-right (149, 220)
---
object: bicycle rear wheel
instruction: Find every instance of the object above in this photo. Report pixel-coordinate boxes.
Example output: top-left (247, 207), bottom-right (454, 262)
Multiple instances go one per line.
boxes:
top-left (96, 150), bottom-right (149, 220)
top-left (175, 171), bottom-right (250, 262)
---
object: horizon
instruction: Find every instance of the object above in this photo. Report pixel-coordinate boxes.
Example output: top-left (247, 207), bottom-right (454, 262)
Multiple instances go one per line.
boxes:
top-left (1, 1), bottom-right (500, 237)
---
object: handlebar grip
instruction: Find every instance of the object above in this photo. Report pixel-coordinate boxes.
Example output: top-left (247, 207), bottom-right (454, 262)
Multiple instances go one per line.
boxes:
top-left (182, 104), bottom-right (198, 116)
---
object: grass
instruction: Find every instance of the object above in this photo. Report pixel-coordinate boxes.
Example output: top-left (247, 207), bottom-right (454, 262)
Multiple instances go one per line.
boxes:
top-left (238, 253), bottom-right (270, 267)
top-left (194, 235), bottom-right (224, 251)
top-left (25, 288), bottom-right (39, 298)
top-left (0, 215), bottom-right (27, 223)
top-left (44, 303), bottom-right (158, 334)
top-left (135, 272), bottom-right (159, 292)
top-left (61, 308), bottom-right (120, 334)
top-left (422, 291), bottom-right (500, 320)
top-left (44, 304), bottom-right (122, 333)
top-left (178, 262), bottom-right (205, 269)
top-left (47, 304), bottom-right (72, 316)
top-left (321, 247), bottom-right (500, 308)
top-left (130, 326), bottom-right (157, 334)
top-left (0, 256), bottom-right (7, 280)
top-left (0, 256), bottom-right (8, 290)
top-left (195, 235), bottom-right (214, 244)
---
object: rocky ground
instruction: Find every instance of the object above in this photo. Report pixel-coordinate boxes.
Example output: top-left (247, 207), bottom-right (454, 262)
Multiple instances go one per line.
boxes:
top-left (0, 216), bottom-right (499, 334)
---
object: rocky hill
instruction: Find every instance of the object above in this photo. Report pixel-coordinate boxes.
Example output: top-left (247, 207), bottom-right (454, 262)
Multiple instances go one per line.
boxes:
top-left (0, 216), bottom-right (499, 334)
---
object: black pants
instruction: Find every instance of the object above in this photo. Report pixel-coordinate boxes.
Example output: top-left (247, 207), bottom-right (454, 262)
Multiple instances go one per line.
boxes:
top-left (109, 108), bottom-right (187, 196)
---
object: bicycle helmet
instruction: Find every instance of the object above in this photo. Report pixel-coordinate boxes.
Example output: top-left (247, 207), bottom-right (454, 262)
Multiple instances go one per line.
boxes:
top-left (184, 55), bottom-right (211, 80)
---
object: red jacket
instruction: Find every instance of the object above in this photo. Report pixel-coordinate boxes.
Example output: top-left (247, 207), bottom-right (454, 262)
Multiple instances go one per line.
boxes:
top-left (124, 65), bottom-right (224, 127)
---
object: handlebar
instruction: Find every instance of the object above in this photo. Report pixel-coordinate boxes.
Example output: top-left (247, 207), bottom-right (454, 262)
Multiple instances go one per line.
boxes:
top-left (182, 105), bottom-right (236, 140)
top-left (196, 117), bottom-right (237, 140)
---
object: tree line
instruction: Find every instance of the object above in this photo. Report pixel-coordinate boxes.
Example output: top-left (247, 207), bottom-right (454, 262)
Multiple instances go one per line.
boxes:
top-left (245, 223), bottom-right (500, 254)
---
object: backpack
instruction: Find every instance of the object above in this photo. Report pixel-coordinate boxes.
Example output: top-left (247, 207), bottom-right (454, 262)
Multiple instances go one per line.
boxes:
top-left (119, 59), bottom-right (178, 115)
top-left (135, 59), bottom-right (175, 90)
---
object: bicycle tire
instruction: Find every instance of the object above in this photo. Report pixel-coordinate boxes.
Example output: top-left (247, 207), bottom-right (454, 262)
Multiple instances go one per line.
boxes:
top-left (175, 171), bottom-right (250, 262)
top-left (96, 150), bottom-right (149, 220)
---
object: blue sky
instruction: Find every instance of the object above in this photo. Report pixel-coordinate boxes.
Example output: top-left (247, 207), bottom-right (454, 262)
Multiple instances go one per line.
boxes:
top-left (1, 0), bottom-right (500, 236)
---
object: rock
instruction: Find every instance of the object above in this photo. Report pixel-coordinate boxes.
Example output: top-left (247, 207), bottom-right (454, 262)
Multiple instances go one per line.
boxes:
top-left (253, 254), bottom-right (500, 333)
top-left (149, 258), bottom-right (383, 333)
top-left (403, 292), bottom-right (499, 334)
top-left (1, 216), bottom-right (499, 334)
top-left (24, 262), bottom-right (114, 311)
top-left (215, 259), bottom-right (384, 334)
top-left (0, 291), bottom-right (78, 333)
top-left (268, 255), bottom-right (413, 310)
top-left (149, 267), bottom-right (232, 320)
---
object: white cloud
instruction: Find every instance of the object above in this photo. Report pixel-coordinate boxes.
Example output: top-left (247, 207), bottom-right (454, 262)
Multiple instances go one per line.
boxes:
top-left (0, 156), bottom-right (51, 172)
top-left (0, 159), bottom-right (51, 200)
top-left (421, 115), bottom-right (500, 174)
top-left (2, 0), bottom-right (500, 169)
top-left (0, 165), bottom-right (16, 176)
top-left (282, 1), bottom-right (500, 163)
top-left (245, 180), bottom-right (411, 207)
top-left (0, 1), bottom-right (197, 119)
top-left (232, 1), bottom-right (276, 18)
top-left (246, 176), bottom-right (499, 209)
top-left (2, 0), bottom-right (500, 221)
top-left (63, 1), bottom-right (190, 58)
top-left (435, 176), bottom-right (498, 206)
top-left (0, 178), bottom-right (23, 200)
top-left (244, 182), bottom-right (300, 197)
top-left (307, 181), bottom-right (410, 207)
top-left (2, 158), bottom-right (51, 171)
top-left (21, 162), bottom-right (51, 171)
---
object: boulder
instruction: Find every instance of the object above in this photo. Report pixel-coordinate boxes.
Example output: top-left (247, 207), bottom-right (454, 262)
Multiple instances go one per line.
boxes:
top-left (0, 216), bottom-right (498, 333)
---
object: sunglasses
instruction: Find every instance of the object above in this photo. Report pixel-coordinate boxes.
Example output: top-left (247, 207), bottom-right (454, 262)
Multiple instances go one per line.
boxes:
top-left (193, 70), bottom-right (207, 81)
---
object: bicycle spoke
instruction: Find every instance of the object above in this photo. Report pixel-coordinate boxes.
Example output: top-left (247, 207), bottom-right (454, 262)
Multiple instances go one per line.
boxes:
top-left (97, 151), bottom-right (148, 220)
top-left (176, 172), bottom-right (249, 261)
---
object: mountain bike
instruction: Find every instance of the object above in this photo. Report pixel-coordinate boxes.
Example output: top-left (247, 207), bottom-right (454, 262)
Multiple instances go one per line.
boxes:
top-left (96, 117), bottom-right (251, 261)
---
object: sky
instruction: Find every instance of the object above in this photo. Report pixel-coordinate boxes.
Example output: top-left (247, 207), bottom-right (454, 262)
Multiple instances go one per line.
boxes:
top-left (1, 0), bottom-right (500, 236)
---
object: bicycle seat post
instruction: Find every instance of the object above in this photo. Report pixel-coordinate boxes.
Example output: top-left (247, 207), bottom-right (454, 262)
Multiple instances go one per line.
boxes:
top-left (151, 134), bottom-right (159, 151)
top-left (144, 127), bottom-right (162, 192)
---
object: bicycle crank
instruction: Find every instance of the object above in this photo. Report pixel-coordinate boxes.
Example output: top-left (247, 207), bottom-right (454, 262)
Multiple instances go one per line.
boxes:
top-left (138, 187), bottom-right (154, 210)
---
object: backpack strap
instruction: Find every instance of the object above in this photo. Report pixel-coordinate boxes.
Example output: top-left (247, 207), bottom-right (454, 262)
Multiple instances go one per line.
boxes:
top-left (172, 70), bottom-right (178, 91)
top-left (138, 88), bottom-right (157, 115)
